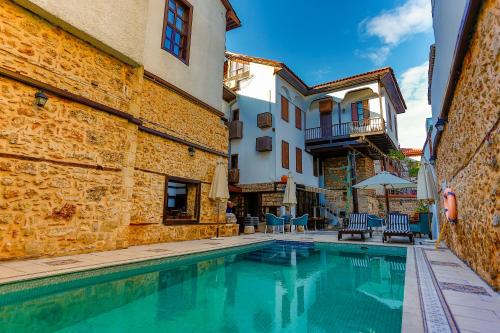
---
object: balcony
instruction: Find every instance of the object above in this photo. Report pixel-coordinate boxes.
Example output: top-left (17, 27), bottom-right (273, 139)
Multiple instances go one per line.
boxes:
top-left (305, 118), bottom-right (396, 158)
top-left (228, 168), bottom-right (240, 184)
top-left (257, 112), bottom-right (272, 128)
top-left (224, 71), bottom-right (250, 90)
top-left (229, 120), bottom-right (243, 139)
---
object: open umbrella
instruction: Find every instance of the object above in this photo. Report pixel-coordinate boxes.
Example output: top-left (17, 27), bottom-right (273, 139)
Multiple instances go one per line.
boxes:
top-left (209, 160), bottom-right (230, 225)
top-left (353, 171), bottom-right (416, 213)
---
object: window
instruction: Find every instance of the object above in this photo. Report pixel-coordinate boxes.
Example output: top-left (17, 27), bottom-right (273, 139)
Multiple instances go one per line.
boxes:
top-left (296, 148), bottom-right (302, 173)
top-left (313, 156), bottom-right (319, 177)
top-left (232, 109), bottom-right (239, 121)
top-left (387, 103), bottom-right (393, 130)
top-left (164, 177), bottom-right (200, 224)
top-left (356, 101), bottom-right (364, 122)
top-left (228, 61), bottom-right (249, 78)
top-left (281, 96), bottom-right (289, 122)
top-left (162, 0), bottom-right (192, 64)
top-left (295, 106), bottom-right (302, 130)
top-left (230, 154), bottom-right (238, 169)
top-left (282, 140), bottom-right (289, 169)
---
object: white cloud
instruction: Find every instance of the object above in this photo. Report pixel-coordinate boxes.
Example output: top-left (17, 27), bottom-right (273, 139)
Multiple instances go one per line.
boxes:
top-left (362, 0), bottom-right (432, 45)
top-left (312, 66), bottom-right (332, 80)
top-left (356, 46), bottom-right (391, 66)
top-left (358, 0), bottom-right (432, 65)
top-left (397, 61), bottom-right (432, 148)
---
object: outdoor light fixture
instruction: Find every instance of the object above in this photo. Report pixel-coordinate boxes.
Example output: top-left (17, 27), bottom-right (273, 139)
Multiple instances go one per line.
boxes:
top-left (435, 118), bottom-right (446, 132)
top-left (35, 90), bottom-right (48, 107)
top-left (188, 146), bottom-right (195, 157)
top-left (429, 156), bottom-right (436, 165)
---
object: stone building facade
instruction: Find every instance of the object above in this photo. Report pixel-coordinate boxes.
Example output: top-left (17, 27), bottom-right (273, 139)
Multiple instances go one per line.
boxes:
top-left (0, 0), bottom-right (240, 260)
top-left (429, 0), bottom-right (499, 289)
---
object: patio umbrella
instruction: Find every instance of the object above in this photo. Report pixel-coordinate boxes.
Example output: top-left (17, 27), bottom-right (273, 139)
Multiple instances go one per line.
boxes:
top-left (209, 160), bottom-right (230, 224)
top-left (417, 159), bottom-right (439, 242)
top-left (353, 171), bottom-right (416, 213)
top-left (283, 172), bottom-right (297, 213)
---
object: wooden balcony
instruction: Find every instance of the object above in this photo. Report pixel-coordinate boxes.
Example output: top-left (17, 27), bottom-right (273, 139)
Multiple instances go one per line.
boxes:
top-left (228, 168), bottom-right (240, 184)
top-left (305, 118), bottom-right (396, 158)
top-left (229, 120), bottom-right (243, 139)
top-left (256, 136), bottom-right (272, 152)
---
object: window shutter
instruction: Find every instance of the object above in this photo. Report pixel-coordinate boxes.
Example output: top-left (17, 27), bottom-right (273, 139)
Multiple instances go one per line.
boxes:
top-left (362, 100), bottom-right (370, 122)
top-left (282, 141), bottom-right (289, 169)
top-left (296, 148), bottom-right (302, 173)
top-left (351, 103), bottom-right (358, 122)
top-left (319, 99), bottom-right (333, 113)
top-left (295, 107), bottom-right (302, 130)
top-left (281, 96), bottom-right (289, 122)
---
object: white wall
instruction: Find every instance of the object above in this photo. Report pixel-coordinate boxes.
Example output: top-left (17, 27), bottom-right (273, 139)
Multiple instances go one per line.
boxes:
top-left (430, 0), bottom-right (468, 121)
top-left (380, 88), bottom-right (399, 147)
top-left (230, 63), bottom-right (277, 185)
top-left (144, 0), bottom-right (228, 110)
top-left (275, 77), bottom-right (318, 187)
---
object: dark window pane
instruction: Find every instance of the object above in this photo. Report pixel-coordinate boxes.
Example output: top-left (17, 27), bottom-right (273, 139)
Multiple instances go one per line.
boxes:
top-left (176, 17), bottom-right (184, 31)
top-left (166, 26), bottom-right (173, 39)
top-left (164, 38), bottom-right (171, 50)
top-left (177, 6), bottom-right (184, 17)
top-left (174, 33), bottom-right (181, 44)
top-left (169, 0), bottom-right (175, 10)
top-left (168, 10), bottom-right (175, 23)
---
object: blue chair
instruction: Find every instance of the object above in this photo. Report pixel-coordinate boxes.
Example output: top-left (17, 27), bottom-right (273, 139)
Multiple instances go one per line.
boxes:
top-left (410, 212), bottom-right (433, 239)
top-left (265, 213), bottom-right (285, 234)
top-left (291, 214), bottom-right (309, 234)
top-left (368, 215), bottom-right (384, 228)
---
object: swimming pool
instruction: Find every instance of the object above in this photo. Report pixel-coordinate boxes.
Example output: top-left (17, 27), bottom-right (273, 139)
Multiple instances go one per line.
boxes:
top-left (0, 241), bottom-right (407, 333)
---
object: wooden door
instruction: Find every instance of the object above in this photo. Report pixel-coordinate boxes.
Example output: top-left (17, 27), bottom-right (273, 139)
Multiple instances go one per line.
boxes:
top-left (320, 111), bottom-right (332, 138)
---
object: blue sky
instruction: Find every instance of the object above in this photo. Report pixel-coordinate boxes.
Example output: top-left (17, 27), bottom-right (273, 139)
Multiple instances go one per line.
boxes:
top-left (226, 0), bottom-right (435, 148)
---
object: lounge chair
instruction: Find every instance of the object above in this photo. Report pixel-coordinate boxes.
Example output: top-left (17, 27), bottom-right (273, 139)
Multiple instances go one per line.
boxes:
top-left (383, 214), bottom-right (413, 244)
top-left (410, 212), bottom-right (433, 239)
top-left (338, 213), bottom-right (372, 240)
top-left (265, 213), bottom-right (284, 234)
top-left (291, 214), bottom-right (308, 234)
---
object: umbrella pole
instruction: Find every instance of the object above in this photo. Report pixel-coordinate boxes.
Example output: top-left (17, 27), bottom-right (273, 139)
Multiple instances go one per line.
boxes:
top-left (384, 185), bottom-right (390, 214)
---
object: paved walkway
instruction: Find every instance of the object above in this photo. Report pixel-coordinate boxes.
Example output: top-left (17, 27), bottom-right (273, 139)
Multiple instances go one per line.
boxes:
top-left (0, 231), bottom-right (498, 333)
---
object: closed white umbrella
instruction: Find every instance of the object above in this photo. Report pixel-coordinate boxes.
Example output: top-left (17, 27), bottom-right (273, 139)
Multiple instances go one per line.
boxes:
top-left (417, 160), bottom-right (438, 202)
top-left (283, 172), bottom-right (297, 208)
top-left (353, 171), bottom-right (416, 213)
top-left (209, 160), bottom-right (230, 224)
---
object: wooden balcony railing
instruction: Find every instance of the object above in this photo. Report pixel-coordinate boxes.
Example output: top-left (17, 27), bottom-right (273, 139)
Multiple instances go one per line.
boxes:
top-left (305, 117), bottom-right (385, 142)
top-left (228, 168), bottom-right (240, 184)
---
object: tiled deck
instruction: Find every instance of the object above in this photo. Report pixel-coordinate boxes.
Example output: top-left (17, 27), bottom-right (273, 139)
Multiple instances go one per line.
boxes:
top-left (0, 231), bottom-right (498, 333)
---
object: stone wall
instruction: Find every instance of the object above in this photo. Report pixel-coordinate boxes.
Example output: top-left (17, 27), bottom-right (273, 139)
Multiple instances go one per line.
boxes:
top-left (0, 1), bottom-right (232, 260)
top-left (435, 0), bottom-right (499, 289)
top-left (376, 196), bottom-right (419, 217)
top-left (324, 156), bottom-right (378, 214)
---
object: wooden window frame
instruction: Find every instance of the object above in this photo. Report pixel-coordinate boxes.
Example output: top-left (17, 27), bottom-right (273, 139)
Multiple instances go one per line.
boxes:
top-left (161, 0), bottom-right (193, 65)
top-left (281, 95), bottom-right (289, 122)
top-left (295, 106), bottom-right (302, 130)
top-left (232, 109), bottom-right (240, 121)
top-left (282, 140), bottom-right (289, 169)
top-left (163, 175), bottom-right (201, 225)
top-left (230, 154), bottom-right (239, 169)
top-left (296, 148), bottom-right (303, 174)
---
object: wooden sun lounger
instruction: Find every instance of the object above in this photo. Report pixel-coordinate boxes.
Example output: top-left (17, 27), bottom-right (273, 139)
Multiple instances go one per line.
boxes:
top-left (338, 213), bottom-right (372, 241)
top-left (383, 213), bottom-right (414, 244)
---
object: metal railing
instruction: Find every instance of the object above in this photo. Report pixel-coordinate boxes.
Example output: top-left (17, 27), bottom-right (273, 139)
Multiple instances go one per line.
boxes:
top-left (305, 117), bottom-right (385, 141)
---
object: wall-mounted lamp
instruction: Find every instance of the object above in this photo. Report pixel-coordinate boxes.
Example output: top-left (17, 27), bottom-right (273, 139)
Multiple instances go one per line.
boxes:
top-left (35, 90), bottom-right (48, 107)
top-left (429, 156), bottom-right (436, 165)
top-left (435, 118), bottom-right (446, 132)
top-left (188, 146), bottom-right (195, 157)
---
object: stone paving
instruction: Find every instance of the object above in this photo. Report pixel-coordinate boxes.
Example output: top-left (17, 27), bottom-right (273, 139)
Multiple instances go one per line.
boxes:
top-left (0, 231), bottom-right (498, 333)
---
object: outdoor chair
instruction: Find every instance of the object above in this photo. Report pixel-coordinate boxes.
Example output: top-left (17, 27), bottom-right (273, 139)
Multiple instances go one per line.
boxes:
top-left (291, 214), bottom-right (309, 234)
top-left (410, 212), bottom-right (433, 239)
top-left (338, 213), bottom-right (372, 241)
top-left (383, 213), bottom-right (414, 244)
top-left (368, 214), bottom-right (384, 232)
top-left (265, 213), bottom-right (284, 234)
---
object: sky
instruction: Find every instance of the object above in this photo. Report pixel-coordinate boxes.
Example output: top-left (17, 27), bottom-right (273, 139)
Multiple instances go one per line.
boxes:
top-left (226, 0), bottom-right (435, 149)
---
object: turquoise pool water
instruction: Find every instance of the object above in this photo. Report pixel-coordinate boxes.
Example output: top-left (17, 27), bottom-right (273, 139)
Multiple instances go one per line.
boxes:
top-left (0, 241), bottom-right (407, 333)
